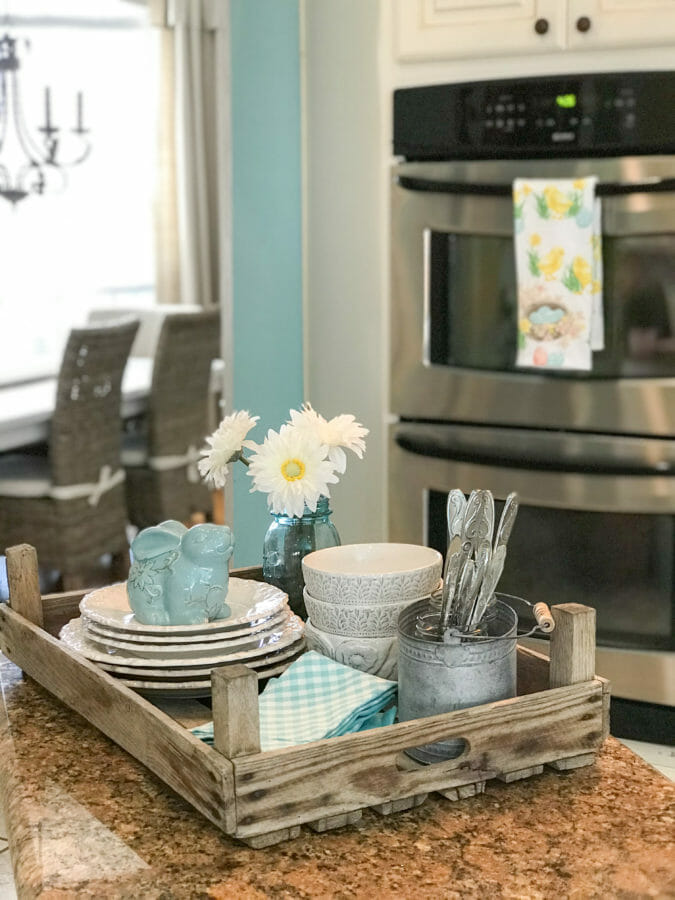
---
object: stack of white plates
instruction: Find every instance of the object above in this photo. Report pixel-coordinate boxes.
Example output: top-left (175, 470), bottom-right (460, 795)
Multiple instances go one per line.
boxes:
top-left (59, 578), bottom-right (305, 699)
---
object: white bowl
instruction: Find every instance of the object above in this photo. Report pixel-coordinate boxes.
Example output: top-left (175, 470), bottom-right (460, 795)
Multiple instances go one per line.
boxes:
top-left (303, 587), bottom-right (422, 638)
top-left (302, 542), bottom-right (442, 606)
top-left (304, 618), bottom-right (398, 680)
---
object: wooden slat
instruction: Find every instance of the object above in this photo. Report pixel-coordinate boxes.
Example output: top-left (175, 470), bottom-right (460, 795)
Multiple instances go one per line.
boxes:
top-left (0, 604), bottom-right (236, 833)
top-left (548, 753), bottom-right (597, 771)
top-left (212, 665), bottom-right (261, 758)
top-left (41, 590), bottom-right (88, 636)
top-left (497, 765), bottom-right (544, 783)
top-left (516, 643), bottom-right (550, 695)
top-left (372, 794), bottom-right (428, 815)
top-left (439, 781), bottom-right (486, 801)
top-left (598, 674), bottom-right (611, 741)
top-left (153, 698), bottom-right (213, 730)
top-left (307, 810), bottom-right (363, 833)
top-left (231, 680), bottom-right (605, 838)
top-left (550, 603), bottom-right (596, 688)
top-left (231, 565), bottom-right (264, 582)
top-left (6, 544), bottom-right (43, 628)
top-left (241, 826), bottom-right (301, 849)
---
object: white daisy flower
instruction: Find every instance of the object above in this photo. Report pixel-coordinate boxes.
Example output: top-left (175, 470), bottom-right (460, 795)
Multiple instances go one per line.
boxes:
top-left (288, 403), bottom-right (368, 474)
top-left (247, 423), bottom-right (339, 517)
top-left (198, 410), bottom-right (259, 489)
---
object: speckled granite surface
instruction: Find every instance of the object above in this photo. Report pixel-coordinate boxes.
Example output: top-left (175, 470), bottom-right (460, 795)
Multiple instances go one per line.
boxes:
top-left (1, 656), bottom-right (673, 900)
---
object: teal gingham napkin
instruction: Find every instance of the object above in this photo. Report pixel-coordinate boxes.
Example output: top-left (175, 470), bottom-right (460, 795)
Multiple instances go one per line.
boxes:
top-left (191, 651), bottom-right (397, 751)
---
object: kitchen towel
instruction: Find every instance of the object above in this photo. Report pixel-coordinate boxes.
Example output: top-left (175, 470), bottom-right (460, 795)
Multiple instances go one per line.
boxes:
top-left (190, 651), bottom-right (397, 751)
top-left (513, 176), bottom-right (604, 370)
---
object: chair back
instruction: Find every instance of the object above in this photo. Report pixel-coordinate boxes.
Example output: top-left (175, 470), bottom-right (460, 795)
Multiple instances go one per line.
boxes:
top-left (50, 319), bottom-right (139, 487)
top-left (86, 305), bottom-right (204, 358)
top-left (145, 309), bottom-right (220, 457)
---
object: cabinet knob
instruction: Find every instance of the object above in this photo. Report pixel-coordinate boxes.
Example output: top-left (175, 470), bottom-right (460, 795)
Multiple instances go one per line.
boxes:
top-left (534, 17), bottom-right (549, 35)
top-left (576, 16), bottom-right (592, 32)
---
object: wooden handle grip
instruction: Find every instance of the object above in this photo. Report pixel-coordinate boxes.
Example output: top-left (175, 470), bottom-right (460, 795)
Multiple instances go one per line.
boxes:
top-left (533, 602), bottom-right (555, 633)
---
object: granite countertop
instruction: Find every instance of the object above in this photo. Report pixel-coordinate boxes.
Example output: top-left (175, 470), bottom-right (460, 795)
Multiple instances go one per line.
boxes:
top-left (1, 656), bottom-right (673, 900)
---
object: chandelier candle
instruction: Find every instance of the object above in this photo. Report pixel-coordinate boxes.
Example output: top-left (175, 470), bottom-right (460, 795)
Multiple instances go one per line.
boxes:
top-left (0, 32), bottom-right (91, 204)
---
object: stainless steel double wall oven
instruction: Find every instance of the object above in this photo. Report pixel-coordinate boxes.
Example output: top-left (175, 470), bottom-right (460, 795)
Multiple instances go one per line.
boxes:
top-left (388, 71), bottom-right (675, 723)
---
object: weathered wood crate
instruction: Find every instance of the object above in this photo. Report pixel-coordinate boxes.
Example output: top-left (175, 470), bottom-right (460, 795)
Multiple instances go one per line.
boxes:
top-left (0, 544), bottom-right (610, 848)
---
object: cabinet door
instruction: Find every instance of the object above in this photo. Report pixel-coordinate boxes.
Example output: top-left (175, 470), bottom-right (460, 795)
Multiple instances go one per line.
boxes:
top-left (567, 0), bottom-right (675, 49)
top-left (394, 0), bottom-right (565, 61)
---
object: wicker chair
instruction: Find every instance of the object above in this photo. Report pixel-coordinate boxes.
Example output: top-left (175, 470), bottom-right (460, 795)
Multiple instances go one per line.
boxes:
top-left (122, 309), bottom-right (220, 530)
top-left (0, 319), bottom-right (139, 588)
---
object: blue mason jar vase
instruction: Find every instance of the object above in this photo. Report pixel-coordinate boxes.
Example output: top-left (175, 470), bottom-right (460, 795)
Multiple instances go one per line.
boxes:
top-left (262, 495), bottom-right (340, 619)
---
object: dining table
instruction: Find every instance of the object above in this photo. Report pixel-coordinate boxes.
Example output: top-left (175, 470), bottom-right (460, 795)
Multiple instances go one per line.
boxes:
top-left (0, 357), bottom-right (154, 454)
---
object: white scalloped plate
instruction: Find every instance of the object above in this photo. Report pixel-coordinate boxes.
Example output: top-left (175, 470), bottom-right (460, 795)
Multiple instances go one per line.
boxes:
top-left (79, 578), bottom-right (288, 634)
top-left (81, 610), bottom-right (292, 656)
top-left (60, 615), bottom-right (305, 667)
top-left (95, 638), bottom-right (306, 679)
top-left (82, 606), bottom-right (288, 644)
top-left (113, 651), bottom-right (305, 698)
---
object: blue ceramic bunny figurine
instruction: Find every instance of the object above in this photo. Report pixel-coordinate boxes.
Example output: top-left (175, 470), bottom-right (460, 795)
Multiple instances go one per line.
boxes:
top-left (127, 520), bottom-right (235, 626)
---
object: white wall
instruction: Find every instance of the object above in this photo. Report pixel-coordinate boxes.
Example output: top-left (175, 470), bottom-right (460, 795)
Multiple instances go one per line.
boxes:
top-left (302, 0), bottom-right (675, 543)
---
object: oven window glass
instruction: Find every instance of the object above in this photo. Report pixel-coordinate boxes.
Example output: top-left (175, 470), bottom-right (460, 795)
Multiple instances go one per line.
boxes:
top-left (429, 232), bottom-right (675, 378)
top-left (428, 491), bottom-right (674, 651)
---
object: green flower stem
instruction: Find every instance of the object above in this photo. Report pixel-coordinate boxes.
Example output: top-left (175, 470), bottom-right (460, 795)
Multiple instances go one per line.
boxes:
top-left (226, 450), bottom-right (250, 467)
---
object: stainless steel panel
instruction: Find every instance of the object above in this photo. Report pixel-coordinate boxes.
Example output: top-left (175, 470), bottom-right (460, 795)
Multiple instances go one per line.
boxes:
top-left (388, 427), bottom-right (674, 707)
top-left (520, 637), bottom-right (675, 707)
top-left (388, 427), bottom-right (675, 545)
top-left (390, 156), bottom-right (675, 433)
top-left (393, 156), bottom-right (675, 236)
top-left (393, 422), bottom-right (675, 476)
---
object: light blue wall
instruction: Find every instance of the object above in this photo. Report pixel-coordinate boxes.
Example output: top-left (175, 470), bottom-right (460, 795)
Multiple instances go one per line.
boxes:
top-left (230, 0), bottom-right (303, 566)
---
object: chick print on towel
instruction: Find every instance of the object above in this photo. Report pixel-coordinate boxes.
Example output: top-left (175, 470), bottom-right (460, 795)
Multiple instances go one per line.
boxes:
top-left (513, 177), bottom-right (603, 371)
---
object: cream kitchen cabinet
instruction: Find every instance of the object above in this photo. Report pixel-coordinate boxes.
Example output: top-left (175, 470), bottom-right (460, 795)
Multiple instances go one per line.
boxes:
top-left (394, 0), bottom-right (675, 62)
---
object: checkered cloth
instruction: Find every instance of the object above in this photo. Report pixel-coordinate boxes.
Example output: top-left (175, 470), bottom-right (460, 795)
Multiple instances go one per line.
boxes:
top-left (191, 651), bottom-right (397, 751)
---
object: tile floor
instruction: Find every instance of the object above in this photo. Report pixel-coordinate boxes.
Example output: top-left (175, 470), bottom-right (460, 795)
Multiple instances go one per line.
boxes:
top-left (0, 740), bottom-right (671, 899)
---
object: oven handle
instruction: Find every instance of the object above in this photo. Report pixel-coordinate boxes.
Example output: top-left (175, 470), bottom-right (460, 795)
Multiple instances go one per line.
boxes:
top-left (393, 424), bottom-right (675, 477)
top-left (396, 175), bottom-right (675, 198)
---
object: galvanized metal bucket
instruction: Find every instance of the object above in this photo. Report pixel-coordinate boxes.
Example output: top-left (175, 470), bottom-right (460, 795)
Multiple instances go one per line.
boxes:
top-left (397, 595), bottom-right (518, 763)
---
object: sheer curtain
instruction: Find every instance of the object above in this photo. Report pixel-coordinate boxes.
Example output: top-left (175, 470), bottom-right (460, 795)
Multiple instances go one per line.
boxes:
top-left (149, 0), bottom-right (233, 525)
top-left (150, 0), bottom-right (232, 315)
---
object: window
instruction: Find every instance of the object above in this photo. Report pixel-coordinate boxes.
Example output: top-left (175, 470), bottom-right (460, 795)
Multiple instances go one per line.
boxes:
top-left (0, 1), bottom-right (159, 383)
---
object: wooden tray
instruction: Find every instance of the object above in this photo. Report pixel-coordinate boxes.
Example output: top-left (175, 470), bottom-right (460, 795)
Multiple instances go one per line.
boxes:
top-left (0, 544), bottom-right (609, 848)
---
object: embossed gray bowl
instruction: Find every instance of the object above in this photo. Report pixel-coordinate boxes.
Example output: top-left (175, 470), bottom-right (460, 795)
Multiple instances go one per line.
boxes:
top-left (301, 543), bottom-right (442, 606)
top-left (303, 587), bottom-right (423, 638)
top-left (304, 618), bottom-right (398, 680)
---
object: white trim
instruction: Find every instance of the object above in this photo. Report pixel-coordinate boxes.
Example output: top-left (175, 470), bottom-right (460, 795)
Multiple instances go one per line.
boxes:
top-left (50, 466), bottom-right (125, 507)
top-left (148, 445), bottom-right (201, 482)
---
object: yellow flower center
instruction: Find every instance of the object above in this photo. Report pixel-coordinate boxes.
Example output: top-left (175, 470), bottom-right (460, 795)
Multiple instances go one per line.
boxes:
top-left (281, 458), bottom-right (305, 481)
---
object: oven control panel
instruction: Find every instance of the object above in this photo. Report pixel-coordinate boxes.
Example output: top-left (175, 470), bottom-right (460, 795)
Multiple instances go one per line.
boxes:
top-left (394, 71), bottom-right (675, 160)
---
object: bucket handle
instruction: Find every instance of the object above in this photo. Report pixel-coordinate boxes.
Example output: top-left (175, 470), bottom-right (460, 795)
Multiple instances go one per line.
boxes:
top-left (457, 595), bottom-right (555, 642)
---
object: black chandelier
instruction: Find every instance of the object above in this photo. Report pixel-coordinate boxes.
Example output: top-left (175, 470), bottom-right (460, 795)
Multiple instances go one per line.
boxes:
top-left (0, 31), bottom-right (90, 205)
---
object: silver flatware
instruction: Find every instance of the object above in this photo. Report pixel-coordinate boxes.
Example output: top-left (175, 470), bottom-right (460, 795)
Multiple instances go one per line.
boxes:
top-left (494, 492), bottom-right (519, 553)
top-left (461, 489), bottom-right (493, 554)
top-left (468, 543), bottom-right (507, 631)
top-left (432, 489), bottom-right (467, 612)
top-left (460, 538), bottom-right (492, 631)
top-left (438, 539), bottom-right (472, 633)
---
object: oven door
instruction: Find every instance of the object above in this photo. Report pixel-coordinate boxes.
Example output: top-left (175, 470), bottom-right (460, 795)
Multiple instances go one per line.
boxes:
top-left (388, 422), bottom-right (675, 707)
top-left (390, 155), bottom-right (675, 435)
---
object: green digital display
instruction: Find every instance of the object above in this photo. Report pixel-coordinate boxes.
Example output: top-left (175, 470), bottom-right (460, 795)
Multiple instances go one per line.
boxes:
top-left (556, 93), bottom-right (577, 109)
